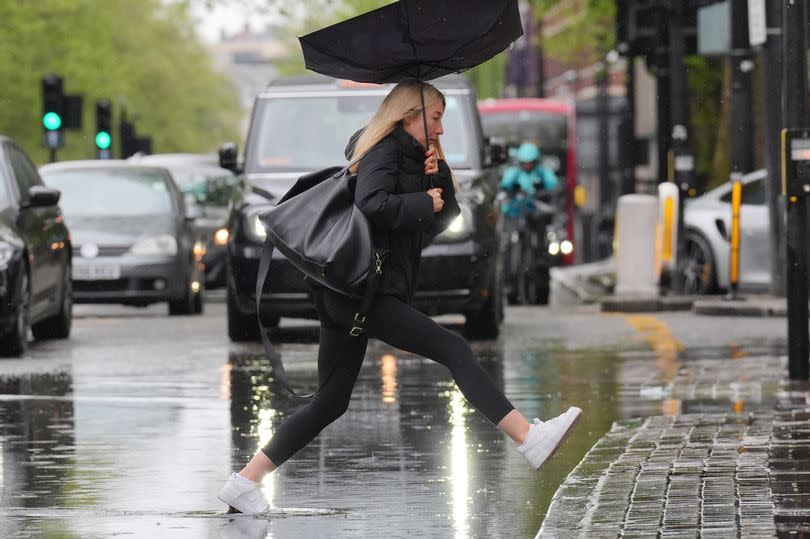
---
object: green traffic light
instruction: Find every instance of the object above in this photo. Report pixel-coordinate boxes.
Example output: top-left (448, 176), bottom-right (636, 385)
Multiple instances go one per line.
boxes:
top-left (95, 131), bottom-right (111, 150)
top-left (43, 112), bottom-right (62, 131)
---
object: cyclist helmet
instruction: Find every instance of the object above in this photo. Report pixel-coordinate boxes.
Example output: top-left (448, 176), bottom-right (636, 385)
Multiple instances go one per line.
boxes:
top-left (515, 142), bottom-right (541, 163)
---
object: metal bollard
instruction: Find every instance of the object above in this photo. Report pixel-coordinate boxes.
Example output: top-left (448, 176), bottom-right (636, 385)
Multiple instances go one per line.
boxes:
top-left (657, 183), bottom-right (680, 291)
top-left (726, 175), bottom-right (743, 300)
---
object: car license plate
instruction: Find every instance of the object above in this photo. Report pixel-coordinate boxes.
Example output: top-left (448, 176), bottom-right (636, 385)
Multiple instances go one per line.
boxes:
top-left (73, 264), bottom-right (121, 280)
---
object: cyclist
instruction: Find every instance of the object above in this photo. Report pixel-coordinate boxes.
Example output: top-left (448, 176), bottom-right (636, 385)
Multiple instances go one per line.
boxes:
top-left (499, 142), bottom-right (559, 217)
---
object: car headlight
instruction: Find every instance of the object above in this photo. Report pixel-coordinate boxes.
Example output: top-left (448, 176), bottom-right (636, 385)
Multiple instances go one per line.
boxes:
top-left (129, 234), bottom-right (177, 256)
top-left (560, 240), bottom-right (574, 255)
top-left (548, 241), bottom-right (561, 256)
top-left (437, 203), bottom-right (474, 241)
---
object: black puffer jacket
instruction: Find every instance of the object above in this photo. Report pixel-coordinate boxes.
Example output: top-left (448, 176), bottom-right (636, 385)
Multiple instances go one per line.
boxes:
top-left (353, 126), bottom-right (460, 303)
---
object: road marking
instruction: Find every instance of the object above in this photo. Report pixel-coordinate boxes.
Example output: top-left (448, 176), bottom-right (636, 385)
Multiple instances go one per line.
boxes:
top-left (621, 315), bottom-right (684, 415)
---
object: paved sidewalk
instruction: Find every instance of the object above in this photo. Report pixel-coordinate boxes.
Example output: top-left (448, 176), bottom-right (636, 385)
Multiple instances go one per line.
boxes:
top-left (538, 392), bottom-right (810, 537)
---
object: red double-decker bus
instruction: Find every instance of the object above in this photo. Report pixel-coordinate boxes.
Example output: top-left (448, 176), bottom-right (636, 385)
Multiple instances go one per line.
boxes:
top-left (478, 98), bottom-right (577, 265)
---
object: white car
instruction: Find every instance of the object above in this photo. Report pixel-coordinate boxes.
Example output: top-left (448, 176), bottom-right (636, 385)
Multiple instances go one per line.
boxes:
top-left (682, 169), bottom-right (770, 294)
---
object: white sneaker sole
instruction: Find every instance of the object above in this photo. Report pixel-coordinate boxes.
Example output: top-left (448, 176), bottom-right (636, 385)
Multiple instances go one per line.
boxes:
top-left (217, 491), bottom-right (267, 515)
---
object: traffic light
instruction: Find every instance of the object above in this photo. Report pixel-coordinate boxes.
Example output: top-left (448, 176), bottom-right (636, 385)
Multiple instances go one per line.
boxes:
top-left (95, 99), bottom-right (113, 159)
top-left (41, 74), bottom-right (64, 150)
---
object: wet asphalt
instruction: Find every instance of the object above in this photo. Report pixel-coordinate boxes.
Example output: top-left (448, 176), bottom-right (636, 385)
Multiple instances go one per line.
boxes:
top-left (0, 297), bottom-right (790, 538)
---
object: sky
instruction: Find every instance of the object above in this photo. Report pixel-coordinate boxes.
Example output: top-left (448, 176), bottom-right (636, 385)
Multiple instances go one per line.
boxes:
top-left (190, 2), bottom-right (279, 42)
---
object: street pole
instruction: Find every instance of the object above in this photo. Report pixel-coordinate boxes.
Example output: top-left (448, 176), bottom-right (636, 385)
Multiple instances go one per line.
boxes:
top-left (668, 0), bottom-right (690, 294)
top-left (620, 55), bottom-right (636, 196)
top-left (784, 0), bottom-right (810, 380)
top-left (730, 0), bottom-right (754, 177)
top-left (763, 1), bottom-right (785, 296)
top-left (654, 7), bottom-right (671, 188)
top-left (597, 61), bottom-right (611, 259)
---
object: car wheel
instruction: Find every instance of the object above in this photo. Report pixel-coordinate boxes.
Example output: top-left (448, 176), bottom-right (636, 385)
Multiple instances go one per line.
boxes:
top-left (0, 270), bottom-right (30, 357)
top-left (169, 280), bottom-right (196, 316)
top-left (465, 274), bottom-right (501, 341)
top-left (534, 267), bottom-right (550, 305)
top-left (227, 285), bottom-right (261, 342)
top-left (683, 230), bottom-right (717, 295)
top-left (193, 289), bottom-right (204, 314)
top-left (32, 264), bottom-right (72, 340)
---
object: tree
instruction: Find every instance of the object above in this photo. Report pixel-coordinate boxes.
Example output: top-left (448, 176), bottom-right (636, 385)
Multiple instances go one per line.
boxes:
top-left (0, 0), bottom-right (241, 164)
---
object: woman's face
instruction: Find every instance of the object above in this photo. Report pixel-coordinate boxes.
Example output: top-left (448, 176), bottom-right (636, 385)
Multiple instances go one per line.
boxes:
top-left (403, 100), bottom-right (445, 150)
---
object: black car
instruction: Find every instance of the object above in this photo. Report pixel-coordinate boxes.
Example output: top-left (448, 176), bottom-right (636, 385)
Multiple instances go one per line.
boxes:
top-left (219, 74), bottom-right (508, 341)
top-left (0, 136), bottom-right (72, 356)
top-left (39, 161), bottom-right (204, 315)
top-left (128, 154), bottom-right (241, 289)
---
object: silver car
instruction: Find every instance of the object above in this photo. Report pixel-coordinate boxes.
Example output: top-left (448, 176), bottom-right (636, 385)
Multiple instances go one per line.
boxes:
top-left (39, 161), bottom-right (205, 315)
top-left (682, 169), bottom-right (769, 294)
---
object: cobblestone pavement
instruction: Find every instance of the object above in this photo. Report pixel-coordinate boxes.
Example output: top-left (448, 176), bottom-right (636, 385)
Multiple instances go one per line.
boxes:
top-left (539, 360), bottom-right (810, 537)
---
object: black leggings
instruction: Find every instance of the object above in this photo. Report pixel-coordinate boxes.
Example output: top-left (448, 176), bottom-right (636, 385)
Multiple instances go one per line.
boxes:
top-left (262, 287), bottom-right (515, 466)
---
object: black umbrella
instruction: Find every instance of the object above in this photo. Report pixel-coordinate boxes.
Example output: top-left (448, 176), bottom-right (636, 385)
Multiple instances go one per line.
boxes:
top-left (299, 0), bottom-right (523, 156)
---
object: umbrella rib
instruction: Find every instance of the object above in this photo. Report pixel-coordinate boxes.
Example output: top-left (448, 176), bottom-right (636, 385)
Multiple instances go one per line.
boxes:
top-left (423, 0), bottom-right (520, 74)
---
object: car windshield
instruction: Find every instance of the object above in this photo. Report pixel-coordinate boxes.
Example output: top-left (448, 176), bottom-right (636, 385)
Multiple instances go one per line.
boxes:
top-left (481, 110), bottom-right (568, 175)
top-left (41, 169), bottom-right (174, 216)
top-left (480, 110), bottom-right (567, 150)
top-left (165, 168), bottom-right (236, 207)
top-left (247, 93), bottom-right (472, 173)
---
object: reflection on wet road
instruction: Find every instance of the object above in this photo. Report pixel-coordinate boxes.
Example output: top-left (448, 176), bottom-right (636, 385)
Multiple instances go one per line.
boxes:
top-left (0, 304), bottom-right (787, 538)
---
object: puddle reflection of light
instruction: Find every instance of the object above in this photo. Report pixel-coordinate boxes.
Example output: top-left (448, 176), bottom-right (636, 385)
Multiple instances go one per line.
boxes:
top-left (257, 407), bottom-right (277, 508)
top-left (449, 388), bottom-right (469, 539)
top-left (381, 354), bottom-right (398, 404)
top-left (219, 363), bottom-right (232, 400)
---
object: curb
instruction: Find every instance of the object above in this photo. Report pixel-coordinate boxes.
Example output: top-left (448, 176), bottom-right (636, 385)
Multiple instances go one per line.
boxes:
top-left (692, 298), bottom-right (787, 317)
top-left (600, 295), bottom-right (695, 313)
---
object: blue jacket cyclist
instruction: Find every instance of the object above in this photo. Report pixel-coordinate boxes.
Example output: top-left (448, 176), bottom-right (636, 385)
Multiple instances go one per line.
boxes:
top-left (499, 142), bottom-right (558, 218)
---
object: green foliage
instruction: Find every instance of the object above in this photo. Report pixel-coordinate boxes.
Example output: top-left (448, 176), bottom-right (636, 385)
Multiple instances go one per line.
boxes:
top-left (686, 56), bottom-right (728, 190)
top-left (0, 0), bottom-right (241, 165)
top-left (531, 0), bottom-right (616, 63)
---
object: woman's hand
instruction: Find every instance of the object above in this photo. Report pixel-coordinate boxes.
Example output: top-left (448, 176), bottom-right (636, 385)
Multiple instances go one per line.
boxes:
top-left (424, 146), bottom-right (439, 176)
top-left (427, 188), bottom-right (444, 213)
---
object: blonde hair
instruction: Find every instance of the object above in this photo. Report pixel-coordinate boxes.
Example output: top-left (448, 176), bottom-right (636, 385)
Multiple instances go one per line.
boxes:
top-left (350, 81), bottom-right (448, 174)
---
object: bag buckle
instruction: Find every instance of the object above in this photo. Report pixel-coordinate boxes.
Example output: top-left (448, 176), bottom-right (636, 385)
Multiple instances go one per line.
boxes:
top-left (350, 313), bottom-right (366, 337)
top-left (375, 253), bottom-right (383, 274)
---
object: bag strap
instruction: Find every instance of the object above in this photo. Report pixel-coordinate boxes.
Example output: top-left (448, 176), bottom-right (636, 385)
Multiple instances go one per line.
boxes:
top-left (256, 233), bottom-right (382, 398)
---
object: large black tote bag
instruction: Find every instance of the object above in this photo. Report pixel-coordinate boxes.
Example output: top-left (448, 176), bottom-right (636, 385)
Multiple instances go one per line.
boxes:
top-left (254, 162), bottom-right (383, 397)
top-left (258, 164), bottom-right (374, 299)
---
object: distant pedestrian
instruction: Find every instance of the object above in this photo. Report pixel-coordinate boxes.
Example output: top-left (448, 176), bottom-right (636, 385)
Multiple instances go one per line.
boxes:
top-left (218, 81), bottom-right (582, 514)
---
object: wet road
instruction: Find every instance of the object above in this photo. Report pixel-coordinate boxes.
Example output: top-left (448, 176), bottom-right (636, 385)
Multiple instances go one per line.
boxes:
top-left (0, 300), bottom-right (788, 538)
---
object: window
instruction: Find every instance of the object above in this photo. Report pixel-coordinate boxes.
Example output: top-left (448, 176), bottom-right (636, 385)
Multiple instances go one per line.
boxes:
top-left (247, 94), bottom-right (472, 173)
top-left (719, 179), bottom-right (765, 205)
top-left (40, 169), bottom-right (175, 216)
top-left (0, 150), bottom-right (9, 205)
top-left (8, 147), bottom-right (41, 202)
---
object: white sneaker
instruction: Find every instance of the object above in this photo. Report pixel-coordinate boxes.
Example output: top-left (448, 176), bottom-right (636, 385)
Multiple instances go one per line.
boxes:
top-left (217, 472), bottom-right (269, 514)
top-left (517, 406), bottom-right (583, 470)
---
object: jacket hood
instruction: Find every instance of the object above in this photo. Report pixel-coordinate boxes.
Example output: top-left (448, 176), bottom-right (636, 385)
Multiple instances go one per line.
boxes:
top-left (344, 126), bottom-right (425, 162)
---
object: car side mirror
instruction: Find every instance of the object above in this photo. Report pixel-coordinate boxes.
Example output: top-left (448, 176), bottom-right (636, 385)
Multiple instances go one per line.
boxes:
top-left (484, 137), bottom-right (509, 167)
top-left (25, 186), bottom-right (61, 208)
top-left (219, 142), bottom-right (241, 173)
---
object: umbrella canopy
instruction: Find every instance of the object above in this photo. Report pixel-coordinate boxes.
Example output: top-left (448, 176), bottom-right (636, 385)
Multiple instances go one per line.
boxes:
top-left (299, 0), bottom-right (523, 84)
